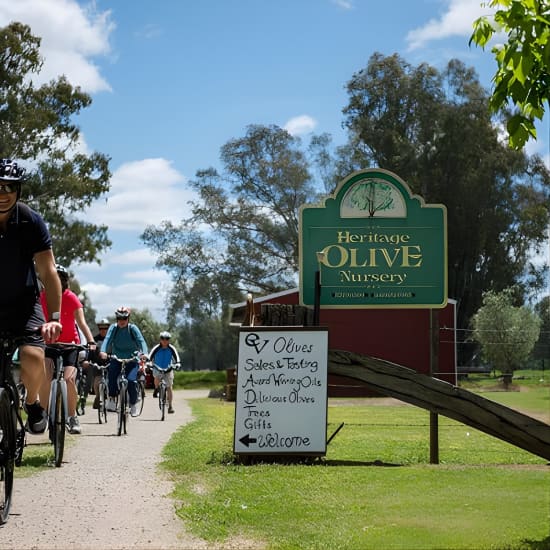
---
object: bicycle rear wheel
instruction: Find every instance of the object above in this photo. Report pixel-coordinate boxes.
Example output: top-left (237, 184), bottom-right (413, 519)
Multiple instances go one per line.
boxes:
top-left (135, 380), bottom-right (145, 416)
top-left (117, 382), bottom-right (127, 436)
top-left (0, 389), bottom-right (15, 524)
top-left (52, 380), bottom-right (66, 467)
top-left (97, 381), bottom-right (107, 424)
top-left (76, 371), bottom-right (87, 416)
top-left (159, 382), bottom-right (166, 421)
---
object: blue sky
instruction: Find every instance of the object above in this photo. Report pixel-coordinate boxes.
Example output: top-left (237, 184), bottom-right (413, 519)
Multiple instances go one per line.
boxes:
top-left (1, 0), bottom-right (548, 322)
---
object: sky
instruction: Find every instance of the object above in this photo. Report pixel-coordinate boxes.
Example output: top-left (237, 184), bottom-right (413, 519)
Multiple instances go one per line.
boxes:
top-left (0, 0), bottom-right (548, 323)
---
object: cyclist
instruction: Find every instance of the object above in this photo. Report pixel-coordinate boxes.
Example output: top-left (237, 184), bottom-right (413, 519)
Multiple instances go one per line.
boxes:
top-left (40, 265), bottom-right (96, 434)
top-left (148, 331), bottom-right (180, 414)
top-left (99, 307), bottom-right (148, 417)
top-left (0, 158), bottom-right (62, 434)
top-left (88, 318), bottom-right (110, 409)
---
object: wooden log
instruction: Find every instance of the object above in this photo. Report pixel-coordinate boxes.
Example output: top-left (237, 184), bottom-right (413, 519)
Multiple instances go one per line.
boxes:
top-left (328, 349), bottom-right (550, 461)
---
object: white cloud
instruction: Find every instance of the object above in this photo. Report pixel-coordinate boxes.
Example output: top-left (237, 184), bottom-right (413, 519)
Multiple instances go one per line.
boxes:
top-left (80, 280), bottom-right (170, 321)
top-left (331, 0), bottom-right (354, 9)
top-left (284, 115), bottom-right (317, 136)
top-left (0, 0), bottom-right (114, 93)
top-left (406, 0), bottom-right (494, 51)
top-left (84, 158), bottom-right (195, 231)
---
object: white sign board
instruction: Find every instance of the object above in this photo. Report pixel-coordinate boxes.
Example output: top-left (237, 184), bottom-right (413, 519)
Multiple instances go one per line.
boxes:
top-left (234, 327), bottom-right (328, 455)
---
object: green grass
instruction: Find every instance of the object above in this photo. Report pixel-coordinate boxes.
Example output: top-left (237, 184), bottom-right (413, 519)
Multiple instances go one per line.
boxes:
top-left (174, 369), bottom-right (226, 390)
top-left (161, 392), bottom-right (550, 550)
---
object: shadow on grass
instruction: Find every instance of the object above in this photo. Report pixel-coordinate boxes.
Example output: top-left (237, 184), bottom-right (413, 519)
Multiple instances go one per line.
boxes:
top-left (518, 536), bottom-right (550, 550)
top-left (209, 451), bottom-right (402, 467)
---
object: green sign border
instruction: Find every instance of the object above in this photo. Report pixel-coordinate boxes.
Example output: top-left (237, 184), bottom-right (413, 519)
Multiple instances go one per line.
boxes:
top-left (299, 168), bottom-right (448, 309)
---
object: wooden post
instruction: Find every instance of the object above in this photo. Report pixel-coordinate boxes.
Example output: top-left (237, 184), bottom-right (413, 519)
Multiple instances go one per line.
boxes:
top-left (313, 270), bottom-right (321, 326)
top-left (429, 309), bottom-right (440, 464)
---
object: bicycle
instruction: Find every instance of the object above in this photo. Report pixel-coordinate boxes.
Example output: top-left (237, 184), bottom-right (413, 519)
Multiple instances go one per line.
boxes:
top-left (148, 361), bottom-right (179, 421)
top-left (0, 329), bottom-right (32, 524)
top-left (45, 342), bottom-right (87, 467)
top-left (93, 362), bottom-right (109, 424)
top-left (135, 365), bottom-right (146, 417)
top-left (75, 359), bottom-right (88, 416)
top-left (111, 353), bottom-right (141, 436)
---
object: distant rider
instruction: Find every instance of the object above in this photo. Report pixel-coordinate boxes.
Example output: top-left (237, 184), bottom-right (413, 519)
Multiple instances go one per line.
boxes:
top-left (99, 307), bottom-right (148, 417)
top-left (149, 331), bottom-right (180, 414)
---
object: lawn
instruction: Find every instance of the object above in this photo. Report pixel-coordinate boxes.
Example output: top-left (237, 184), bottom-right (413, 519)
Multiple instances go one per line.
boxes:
top-left (161, 375), bottom-right (550, 550)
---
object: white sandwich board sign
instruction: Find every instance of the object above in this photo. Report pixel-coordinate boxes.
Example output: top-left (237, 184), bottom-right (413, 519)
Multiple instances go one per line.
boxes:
top-left (234, 327), bottom-right (329, 456)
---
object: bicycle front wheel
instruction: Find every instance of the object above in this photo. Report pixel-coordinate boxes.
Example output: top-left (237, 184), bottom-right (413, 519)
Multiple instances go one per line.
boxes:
top-left (53, 380), bottom-right (66, 467)
top-left (98, 381), bottom-right (107, 424)
top-left (117, 382), bottom-right (127, 436)
top-left (159, 382), bottom-right (166, 421)
top-left (0, 388), bottom-right (15, 524)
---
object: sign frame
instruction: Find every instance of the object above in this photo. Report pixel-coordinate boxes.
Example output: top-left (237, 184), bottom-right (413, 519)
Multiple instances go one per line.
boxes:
top-left (234, 326), bottom-right (329, 456)
top-left (300, 168), bottom-right (448, 309)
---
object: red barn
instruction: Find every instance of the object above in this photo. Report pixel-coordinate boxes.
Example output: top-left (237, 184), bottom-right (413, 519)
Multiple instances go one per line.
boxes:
top-left (231, 288), bottom-right (457, 397)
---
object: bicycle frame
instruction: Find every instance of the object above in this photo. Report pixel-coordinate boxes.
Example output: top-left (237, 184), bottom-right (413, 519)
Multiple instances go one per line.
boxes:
top-left (46, 343), bottom-right (87, 467)
top-left (111, 354), bottom-right (140, 435)
top-left (148, 362), bottom-right (176, 421)
top-left (92, 362), bottom-right (109, 424)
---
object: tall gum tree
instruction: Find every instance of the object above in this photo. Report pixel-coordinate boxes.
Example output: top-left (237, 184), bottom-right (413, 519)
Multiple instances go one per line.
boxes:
top-left (340, 53), bottom-right (550, 356)
top-left (0, 22), bottom-right (111, 267)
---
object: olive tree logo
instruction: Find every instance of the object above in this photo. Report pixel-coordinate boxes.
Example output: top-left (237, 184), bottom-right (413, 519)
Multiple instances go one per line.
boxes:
top-left (340, 178), bottom-right (406, 218)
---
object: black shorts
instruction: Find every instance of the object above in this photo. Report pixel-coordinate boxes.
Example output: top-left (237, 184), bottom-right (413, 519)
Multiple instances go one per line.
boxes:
top-left (45, 347), bottom-right (78, 368)
top-left (0, 299), bottom-right (45, 348)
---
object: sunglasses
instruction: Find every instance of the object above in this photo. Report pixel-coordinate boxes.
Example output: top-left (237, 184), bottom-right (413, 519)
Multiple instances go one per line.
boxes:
top-left (0, 183), bottom-right (17, 194)
top-left (160, 337), bottom-right (170, 340)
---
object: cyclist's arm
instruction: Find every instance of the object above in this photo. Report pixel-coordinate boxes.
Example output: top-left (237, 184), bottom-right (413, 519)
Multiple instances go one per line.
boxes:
top-left (133, 326), bottom-right (148, 355)
top-left (169, 344), bottom-right (181, 364)
top-left (34, 249), bottom-right (62, 342)
top-left (74, 307), bottom-right (95, 346)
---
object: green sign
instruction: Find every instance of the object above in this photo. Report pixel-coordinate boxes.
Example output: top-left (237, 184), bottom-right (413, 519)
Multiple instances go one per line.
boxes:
top-left (299, 169), bottom-right (447, 308)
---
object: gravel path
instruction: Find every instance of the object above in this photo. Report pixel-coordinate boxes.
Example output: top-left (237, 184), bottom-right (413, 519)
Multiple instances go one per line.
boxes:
top-left (0, 389), bottom-right (212, 550)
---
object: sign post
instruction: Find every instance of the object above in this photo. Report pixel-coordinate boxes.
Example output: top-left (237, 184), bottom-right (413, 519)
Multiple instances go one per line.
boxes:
top-left (234, 327), bottom-right (329, 456)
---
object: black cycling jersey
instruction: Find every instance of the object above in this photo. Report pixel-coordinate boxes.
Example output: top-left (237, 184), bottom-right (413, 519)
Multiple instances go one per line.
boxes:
top-left (0, 202), bottom-right (52, 330)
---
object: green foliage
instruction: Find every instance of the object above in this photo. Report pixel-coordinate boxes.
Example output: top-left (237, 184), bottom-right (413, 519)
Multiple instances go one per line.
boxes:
top-left (173, 369), bottom-right (226, 389)
top-left (341, 53), bottom-right (550, 341)
top-left (142, 125), bottom-right (320, 317)
top-left (472, 288), bottom-right (541, 374)
top-left (0, 22), bottom-right (112, 266)
top-left (470, 0), bottom-right (550, 148)
top-left (533, 295), bottom-right (550, 363)
top-left (161, 397), bottom-right (549, 549)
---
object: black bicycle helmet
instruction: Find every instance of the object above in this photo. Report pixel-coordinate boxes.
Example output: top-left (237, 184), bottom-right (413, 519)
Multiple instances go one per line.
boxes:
top-left (0, 158), bottom-right (25, 181)
top-left (56, 264), bottom-right (69, 279)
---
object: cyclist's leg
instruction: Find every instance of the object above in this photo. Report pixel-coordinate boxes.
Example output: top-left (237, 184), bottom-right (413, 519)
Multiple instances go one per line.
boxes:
top-left (126, 362), bottom-right (138, 405)
top-left (167, 370), bottom-right (175, 412)
top-left (107, 359), bottom-right (120, 398)
top-left (64, 365), bottom-right (78, 418)
top-left (19, 345), bottom-right (49, 434)
top-left (153, 374), bottom-right (160, 397)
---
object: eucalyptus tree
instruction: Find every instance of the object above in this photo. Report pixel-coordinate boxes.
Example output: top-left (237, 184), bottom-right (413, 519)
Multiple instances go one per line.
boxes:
top-left (143, 124), bottom-right (318, 320)
top-left (340, 53), bottom-right (550, 342)
top-left (0, 22), bottom-right (111, 266)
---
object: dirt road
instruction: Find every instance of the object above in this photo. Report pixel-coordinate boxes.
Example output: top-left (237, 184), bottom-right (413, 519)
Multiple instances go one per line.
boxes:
top-left (0, 389), bottom-right (211, 550)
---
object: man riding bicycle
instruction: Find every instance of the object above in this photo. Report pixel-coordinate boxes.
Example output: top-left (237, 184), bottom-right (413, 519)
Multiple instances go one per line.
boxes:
top-left (148, 331), bottom-right (180, 414)
top-left (0, 159), bottom-right (62, 434)
top-left (99, 307), bottom-right (148, 417)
